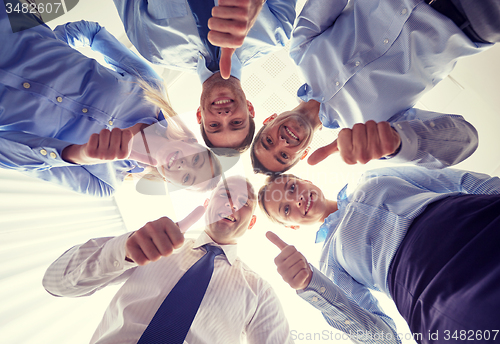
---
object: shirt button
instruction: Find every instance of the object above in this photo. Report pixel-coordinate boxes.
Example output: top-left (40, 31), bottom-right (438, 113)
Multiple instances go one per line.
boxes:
top-left (430, 121), bottom-right (435, 128)
top-left (56, 96), bottom-right (63, 102)
top-left (345, 320), bottom-right (352, 325)
top-left (319, 287), bottom-right (326, 293)
top-left (113, 261), bottom-right (120, 268)
top-left (23, 82), bottom-right (31, 89)
top-left (355, 61), bottom-right (360, 66)
top-left (397, 123), bottom-right (402, 129)
top-left (40, 149), bottom-right (47, 156)
top-left (335, 81), bottom-right (340, 86)
top-left (401, 8), bottom-right (407, 15)
top-left (321, 97), bottom-right (325, 101)
top-left (199, 55), bottom-right (203, 59)
top-left (82, 108), bottom-right (88, 113)
top-left (108, 120), bottom-right (114, 126)
top-left (312, 296), bottom-right (318, 302)
top-left (383, 39), bottom-right (389, 44)
top-left (49, 152), bottom-right (57, 159)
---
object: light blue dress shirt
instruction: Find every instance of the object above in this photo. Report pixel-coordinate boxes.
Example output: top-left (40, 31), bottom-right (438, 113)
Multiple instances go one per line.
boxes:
top-left (113, 0), bottom-right (296, 83)
top-left (0, 10), bottom-right (163, 197)
top-left (298, 166), bottom-right (500, 343)
top-left (291, 0), bottom-right (490, 168)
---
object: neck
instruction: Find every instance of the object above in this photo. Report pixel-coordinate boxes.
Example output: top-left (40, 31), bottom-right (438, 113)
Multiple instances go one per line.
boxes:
top-left (293, 100), bottom-right (322, 132)
top-left (321, 199), bottom-right (338, 222)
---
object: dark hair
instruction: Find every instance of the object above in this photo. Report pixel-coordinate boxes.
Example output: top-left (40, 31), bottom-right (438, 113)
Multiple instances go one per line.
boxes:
top-left (200, 116), bottom-right (256, 155)
top-left (250, 125), bottom-right (299, 175)
top-left (258, 173), bottom-right (298, 225)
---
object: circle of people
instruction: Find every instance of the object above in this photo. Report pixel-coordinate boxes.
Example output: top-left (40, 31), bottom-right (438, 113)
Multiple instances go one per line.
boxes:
top-left (2, 0), bottom-right (500, 343)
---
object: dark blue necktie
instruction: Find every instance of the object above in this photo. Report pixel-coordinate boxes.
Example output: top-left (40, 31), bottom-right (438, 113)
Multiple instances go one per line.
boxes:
top-left (186, 0), bottom-right (221, 72)
top-left (136, 245), bottom-right (224, 344)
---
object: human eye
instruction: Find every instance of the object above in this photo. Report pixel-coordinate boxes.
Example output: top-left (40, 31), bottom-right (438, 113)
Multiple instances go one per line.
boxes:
top-left (183, 174), bottom-right (190, 184)
top-left (232, 120), bottom-right (243, 125)
top-left (266, 136), bottom-right (273, 145)
top-left (192, 153), bottom-right (200, 165)
top-left (209, 123), bottom-right (218, 128)
top-left (281, 152), bottom-right (288, 159)
top-left (284, 205), bottom-right (290, 216)
top-left (289, 183), bottom-right (295, 193)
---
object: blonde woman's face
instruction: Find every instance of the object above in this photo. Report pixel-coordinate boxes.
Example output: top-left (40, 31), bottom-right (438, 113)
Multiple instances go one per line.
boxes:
top-left (157, 141), bottom-right (215, 188)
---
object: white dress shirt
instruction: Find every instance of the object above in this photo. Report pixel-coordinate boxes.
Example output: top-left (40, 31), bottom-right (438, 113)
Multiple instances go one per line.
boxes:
top-left (43, 231), bottom-right (293, 344)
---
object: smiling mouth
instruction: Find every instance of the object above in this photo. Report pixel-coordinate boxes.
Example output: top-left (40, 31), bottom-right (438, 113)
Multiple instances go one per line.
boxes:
top-left (212, 98), bottom-right (234, 106)
top-left (219, 213), bottom-right (236, 222)
top-left (167, 151), bottom-right (179, 170)
top-left (284, 126), bottom-right (299, 141)
top-left (305, 192), bottom-right (313, 216)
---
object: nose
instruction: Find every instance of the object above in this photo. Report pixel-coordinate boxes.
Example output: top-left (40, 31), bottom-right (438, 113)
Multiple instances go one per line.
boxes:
top-left (225, 198), bottom-right (238, 211)
top-left (174, 158), bottom-right (189, 170)
top-left (296, 194), bottom-right (304, 208)
top-left (217, 109), bottom-right (231, 115)
top-left (278, 135), bottom-right (290, 146)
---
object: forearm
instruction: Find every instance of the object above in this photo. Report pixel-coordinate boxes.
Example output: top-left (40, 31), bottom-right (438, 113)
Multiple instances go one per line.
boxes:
top-left (389, 109), bottom-right (478, 169)
top-left (42, 233), bottom-right (136, 297)
top-left (298, 266), bottom-right (400, 344)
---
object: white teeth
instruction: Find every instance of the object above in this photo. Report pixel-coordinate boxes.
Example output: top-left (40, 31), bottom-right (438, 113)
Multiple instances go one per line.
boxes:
top-left (305, 196), bottom-right (311, 214)
top-left (214, 99), bottom-right (232, 105)
top-left (168, 152), bottom-right (178, 169)
top-left (222, 214), bottom-right (236, 222)
top-left (286, 127), bottom-right (298, 140)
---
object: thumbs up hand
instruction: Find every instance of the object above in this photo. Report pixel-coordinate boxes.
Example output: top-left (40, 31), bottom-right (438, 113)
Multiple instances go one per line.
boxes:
top-left (125, 206), bottom-right (206, 265)
top-left (266, 231), bottom-right (313, 290)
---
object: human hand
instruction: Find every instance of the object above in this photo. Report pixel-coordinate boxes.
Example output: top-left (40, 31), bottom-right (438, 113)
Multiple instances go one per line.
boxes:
top-left (308, 120), bottom-right (401, 166)
top-left (62, 128), bottom-right (133, 165)
top-left (125, 206), bottom-right (206, 266)
top-left (208, 0), bottom-right (265, 79)
top-left (266, 231), bottom-right (312, 290)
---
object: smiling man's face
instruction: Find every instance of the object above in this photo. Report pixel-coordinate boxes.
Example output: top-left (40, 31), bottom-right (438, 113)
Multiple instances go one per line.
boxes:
top-left (198, 74), bottom-right (255, 149)
top-left (205, 176), bottom-right (256, 245)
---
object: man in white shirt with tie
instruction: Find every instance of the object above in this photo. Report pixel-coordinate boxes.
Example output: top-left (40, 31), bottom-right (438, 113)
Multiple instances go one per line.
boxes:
top-left (43, 176), bottom-right (293, 344)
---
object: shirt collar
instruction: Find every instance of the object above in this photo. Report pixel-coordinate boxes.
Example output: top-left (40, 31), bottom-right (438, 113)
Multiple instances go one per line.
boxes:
top-left (315, 184), bottom-right (349, 243)
top-left (193, 231), bottom-right (238, 265)
top-left (196, 54), bottom-right (242, 84)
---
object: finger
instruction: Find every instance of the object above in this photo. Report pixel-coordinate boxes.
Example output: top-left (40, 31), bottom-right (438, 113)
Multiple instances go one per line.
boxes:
top-left (211, 6), bottom-right (248, 21)
top-left (365, 120), bottom-right (381, 158)
top-left (351, 123), bottom-right (369, 164)
top-left (208, 30), bottom-right (244, 49)
top-left (118, 129), bottom-right (134, 160)
top-left (109, 128), bottom-right (123, 158)
top-left (129, 231), bottom-right (162, 263)
top-left (307, 140), bottom-right (339, 165)
top-left (378, 122), bottom-right (401, 156)
top-left (219, 48), bottom-right (236, 80)
top-left (337, 128), bottom-right (356, 164)
top-left (177, 206), bottom-right (206, 233)
top-left (266, 231), bottom-right (288, 251)
top-left (85, 133), bottom-right (100, 158)
top-left (97, 129), bottom-right (111, 158)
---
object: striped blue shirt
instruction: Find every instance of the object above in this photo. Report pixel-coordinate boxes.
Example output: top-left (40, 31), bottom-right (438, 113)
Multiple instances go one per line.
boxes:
top-left (291, 0), bottom-right (489, 168)
top-left (299, 167), bottom-right (500, 343)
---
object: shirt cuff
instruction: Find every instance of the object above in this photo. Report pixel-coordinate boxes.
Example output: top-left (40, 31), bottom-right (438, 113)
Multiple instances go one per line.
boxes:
top-left (387, 121), bottom-right (418, 163)
top-left (101, 231), bottom-right (138, 271)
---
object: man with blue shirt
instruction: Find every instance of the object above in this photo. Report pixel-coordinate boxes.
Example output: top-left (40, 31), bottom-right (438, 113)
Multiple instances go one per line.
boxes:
top-left (251, 0), bottom-right (499, 174)
top-left (112, 0), bottom-right (296, 153)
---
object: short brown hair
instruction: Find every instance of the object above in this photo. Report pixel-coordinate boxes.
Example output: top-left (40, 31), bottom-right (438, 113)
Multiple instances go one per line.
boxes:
top-left (200, 116), bottom-right (256, 155)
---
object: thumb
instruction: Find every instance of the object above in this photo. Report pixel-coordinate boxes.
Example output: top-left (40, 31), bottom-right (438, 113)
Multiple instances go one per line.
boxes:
top-left (177, 206), bottom-right (206, 233)
top-left (219, 48), bottom-right (235, 80)
top-left (307, 140), bottom-right (339, 165)
top-left (266, 231), bottom-right (288, 251)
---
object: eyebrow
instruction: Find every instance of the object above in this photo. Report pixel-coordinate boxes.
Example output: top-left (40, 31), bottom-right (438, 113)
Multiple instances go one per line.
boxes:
top-left (260, 138), bottom-right (286, 166)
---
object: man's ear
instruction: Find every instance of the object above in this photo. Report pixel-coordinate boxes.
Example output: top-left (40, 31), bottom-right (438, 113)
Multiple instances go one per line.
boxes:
top-left (248, 215), bottom-right (257, 229)
top-left (196, 107), bottom-right (202, 124)
top-left (247, 100), bottom-right (255, 118)
top-left (263, 113), bottom-right (277, 125)
top-left (285, 224), bottom-right (300, 230)
top-left (300, 146), bottom-right (311, 160)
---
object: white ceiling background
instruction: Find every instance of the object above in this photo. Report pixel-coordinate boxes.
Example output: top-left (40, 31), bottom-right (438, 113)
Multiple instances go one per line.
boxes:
top-left (33, 0), bottom-right (500, 343)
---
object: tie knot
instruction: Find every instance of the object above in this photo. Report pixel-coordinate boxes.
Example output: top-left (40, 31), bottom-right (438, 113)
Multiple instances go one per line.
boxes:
top-left (204, 244), bottom-right (224, 257)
